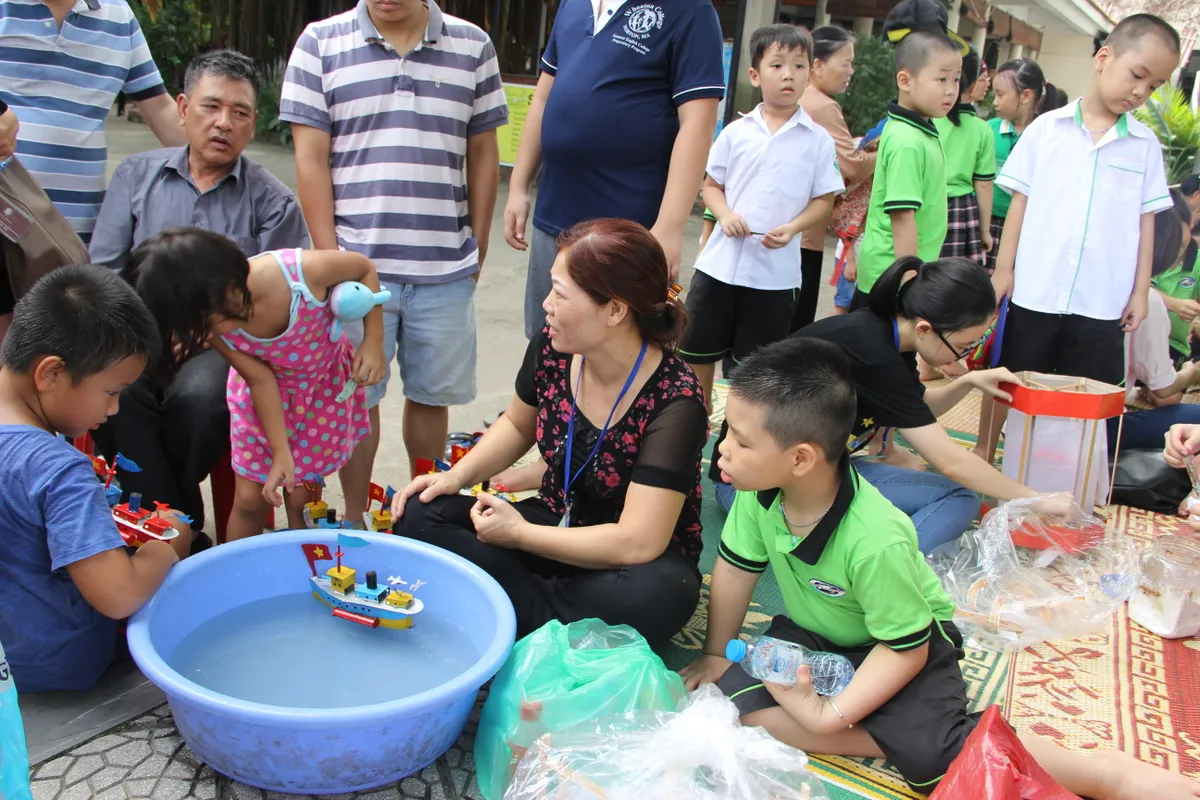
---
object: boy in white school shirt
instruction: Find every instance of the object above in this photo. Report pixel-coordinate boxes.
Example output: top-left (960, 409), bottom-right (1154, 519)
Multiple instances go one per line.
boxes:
top-left (976, 13), bottom-right (1180, 464)
top-left (679, 23), bottom-right (842, 413)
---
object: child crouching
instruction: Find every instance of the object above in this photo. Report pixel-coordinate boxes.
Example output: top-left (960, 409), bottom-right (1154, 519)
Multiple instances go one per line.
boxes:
top-left (681, 335), bottom-right (1200, 799)
top-left (0, 266), bottom-right (192, 692)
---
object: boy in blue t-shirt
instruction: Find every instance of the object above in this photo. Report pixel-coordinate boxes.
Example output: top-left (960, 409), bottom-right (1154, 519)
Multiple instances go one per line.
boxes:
top-left (0, 266), bottom-right (192, 692)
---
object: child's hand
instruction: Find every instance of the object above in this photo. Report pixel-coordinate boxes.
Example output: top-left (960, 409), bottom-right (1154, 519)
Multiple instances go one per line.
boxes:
top-left (262, 453), bottom-right (296, 507)
top-left (844, 245), bottom-right (858, 282)
top-left (718, 213), bottom-right (751, 238)
top-left (1121, 292), bottom-right (1148, 333)
top-left (991, 271), bottom-right (1012, 305)
top-left (981, 227), bottom-right (994, 253)
top-left (679, 654), bottom-right (732, 691)
top-left (762, 225), bottom-right (795, 249)
top-left (764, 665), bottom-right (839, 734)
top-left (353, 340), bottom-right (386, 386)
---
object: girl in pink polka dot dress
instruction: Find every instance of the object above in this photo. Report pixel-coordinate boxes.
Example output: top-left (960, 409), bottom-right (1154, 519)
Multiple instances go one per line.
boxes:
top-left (125, 230), bottom-right (385, 541)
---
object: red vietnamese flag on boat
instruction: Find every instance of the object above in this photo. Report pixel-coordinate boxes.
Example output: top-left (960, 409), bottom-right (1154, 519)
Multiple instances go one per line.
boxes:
top-left (302, 543), bottom-right (333, 576)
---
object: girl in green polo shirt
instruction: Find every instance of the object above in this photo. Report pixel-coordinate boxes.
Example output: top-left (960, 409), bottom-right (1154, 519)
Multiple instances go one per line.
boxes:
top-left (934, 48), bottom-right (996, 270)
top-left (985, 59), bottom-right (1066, 273)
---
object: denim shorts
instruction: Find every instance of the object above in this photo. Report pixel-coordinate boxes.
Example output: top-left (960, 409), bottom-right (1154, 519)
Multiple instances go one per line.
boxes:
top-left (833, 270), bottom-right (856, 309)
top-left (345, 276), bottom-right (478, 408)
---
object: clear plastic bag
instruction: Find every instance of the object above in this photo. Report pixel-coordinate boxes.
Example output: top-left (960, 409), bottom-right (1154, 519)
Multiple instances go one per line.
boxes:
top-left (475, 619), bottom-right (687, 800)
top-left (930, 497), bottom-right (1139, 650)
top-left (1128, 535), bottom-right (1200, 638)
top-left (503, 685), bottom-right (830, 799)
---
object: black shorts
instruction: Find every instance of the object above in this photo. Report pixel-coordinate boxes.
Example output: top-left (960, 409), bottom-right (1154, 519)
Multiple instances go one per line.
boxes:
top-left (849, 287), bottom-right (870, 312)
top-left (678, 270), bottom-right (796, 365)
top-left (997, 304), bottom-right (1124, 386)
top-left (717, 615), bottom-right (980, 794)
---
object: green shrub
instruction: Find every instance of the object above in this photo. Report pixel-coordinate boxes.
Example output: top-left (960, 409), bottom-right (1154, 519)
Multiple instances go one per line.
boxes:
top-left (129, 0), bottom-right (200, 96)
top-left (841, 36), bottom-right (894, 136)
top-left (1133, 85), bottom-right (1200, 186)
top-left (255, 61), bottom-right (293, 150)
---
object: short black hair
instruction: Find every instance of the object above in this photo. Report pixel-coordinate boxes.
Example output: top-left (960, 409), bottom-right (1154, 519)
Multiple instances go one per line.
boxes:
top-left (729, 337), bottom-right (856, 463)
top-left (1182, 174), bottom-right (1200, 197)
top-left (750, 23), bottom-right (813, 70)
top-left (2, 264), bottom-right (160, 381)
top-left (184, 49), bottom-right (261, 98)
top-left (1105, 14), bottom-right (1181, 57)
top-left (811, 25), bottom-right (855, 63)
top-left (124, 228), bottom-right (252, 380)
top-left (894, 30), bottom-right (960, 76)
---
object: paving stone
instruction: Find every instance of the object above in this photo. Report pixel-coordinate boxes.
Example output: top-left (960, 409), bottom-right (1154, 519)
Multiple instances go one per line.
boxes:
top-left (94, 785), bottom-right (129, 800)
top-left (230, 783), bottom-right (266, 800)
top-left (35, 757), bottom-right (72, 780)
top-left (150, 733), bottom-right (184, 756)
top-left (89, 766), bottom-right (128, 792)
top-left (449, 770), bottom-right (469, 795)
top-left (357, 789), bottom-right (403, 800)
top-left (30, 779), bottom-right (61, 800)
top-left (194, 779), bottom-right (219, 800)
top-left (175, 745), bottom-right (206, 768)
top-left (106, 739), bottom-right (153, 767)
top-left (124, 778), bottom-right (158, 798)
top-left (69, 734), bottom-right (127, 756)
top-left (123, 728), bottom-right (152, 739)
top-left (399, 776), bottom-right (427, 797)
top-left (62, 754), bottom-right (104, 786)
top-left (152, 705), bottom-right (172, 717)
top-left (60, 781), bottom-right (99, 800)
top-left (462, 776), bottom-right (484, 800)
top-left (129, 753), bottom-right (170, 779)
top-left (165, 759), bottom-right (199, 779)
top-left (442, 748), bottom-right (461, 769)
top-left (154, 777), bottom-right (193, 800)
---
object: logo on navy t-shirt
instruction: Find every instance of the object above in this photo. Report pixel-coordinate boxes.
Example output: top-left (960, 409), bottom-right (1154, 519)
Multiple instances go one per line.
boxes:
top-left (614, 4), bottom-right (664, 54)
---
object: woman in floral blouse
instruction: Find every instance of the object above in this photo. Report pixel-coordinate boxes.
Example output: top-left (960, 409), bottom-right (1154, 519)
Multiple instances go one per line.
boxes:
top-left (393, 219), bottom-right (708, 644)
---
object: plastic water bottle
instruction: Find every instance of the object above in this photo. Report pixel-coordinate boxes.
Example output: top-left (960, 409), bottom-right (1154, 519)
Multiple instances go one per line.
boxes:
top-left (726, 635), bottom-right (855, 696)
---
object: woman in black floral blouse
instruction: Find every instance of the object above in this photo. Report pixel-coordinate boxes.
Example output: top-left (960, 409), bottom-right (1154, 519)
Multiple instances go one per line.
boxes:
top-left (393, 219), bottom-right (708, 644)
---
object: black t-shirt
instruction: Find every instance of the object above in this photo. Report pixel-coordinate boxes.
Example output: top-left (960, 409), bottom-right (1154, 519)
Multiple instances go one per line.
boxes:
top-left (795, 310), bottom-right (938, 452)
top-left (514, 329), bottom-right (708, 562)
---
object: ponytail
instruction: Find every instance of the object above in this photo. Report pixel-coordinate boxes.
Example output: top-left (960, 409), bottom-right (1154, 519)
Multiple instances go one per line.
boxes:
top-left (994, 58), bottom-right (1063, 120)
top-left (867, 255), bottom-right (996, 331)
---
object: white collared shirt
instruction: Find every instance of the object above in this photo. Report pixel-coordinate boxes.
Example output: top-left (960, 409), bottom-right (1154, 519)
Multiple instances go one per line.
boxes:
top-left (996, 99), bottom-right (1172, 321)
top-left (695, 104), bottom-right (844, 291)
top-left (590, 0), bottom-right (630, 33)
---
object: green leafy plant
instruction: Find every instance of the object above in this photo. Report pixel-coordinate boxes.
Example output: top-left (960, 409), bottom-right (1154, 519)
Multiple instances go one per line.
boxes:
top-left (256, 60), bottom-right (293, 150)
top-left (840, 35), bottom-right (894, 136)
top-left (1134, 84), bottom-right (1200, 186)
top-left (129, 0), bottom-right (200, 96)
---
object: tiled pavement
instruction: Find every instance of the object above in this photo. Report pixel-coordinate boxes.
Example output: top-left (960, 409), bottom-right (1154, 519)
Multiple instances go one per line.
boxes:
top-left (28, 694), bottom-right (489, 800)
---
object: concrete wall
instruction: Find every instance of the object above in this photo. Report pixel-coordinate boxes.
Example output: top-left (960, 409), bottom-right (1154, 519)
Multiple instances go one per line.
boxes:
top-left (1036, 31), bottom-right (1096, 101)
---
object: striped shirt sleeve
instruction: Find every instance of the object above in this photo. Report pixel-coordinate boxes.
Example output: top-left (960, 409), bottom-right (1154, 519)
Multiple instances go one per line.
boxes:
top-left (468, 38), bottom-right (509, 137)
top-left (717, 491), bottom-right (769, 573)
top-left (279, 27), bottom-right (331, 132)
top-left (121, 14), bottom-right (166, 101)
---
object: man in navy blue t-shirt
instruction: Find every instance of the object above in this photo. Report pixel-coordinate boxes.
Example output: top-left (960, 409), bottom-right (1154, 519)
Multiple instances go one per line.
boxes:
top-left (502, 0), bottom-right (726, 339)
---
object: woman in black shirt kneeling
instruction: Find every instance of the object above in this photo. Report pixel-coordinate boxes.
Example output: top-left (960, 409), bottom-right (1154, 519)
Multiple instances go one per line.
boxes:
top-left (392, 219), bottom-right (708, 646)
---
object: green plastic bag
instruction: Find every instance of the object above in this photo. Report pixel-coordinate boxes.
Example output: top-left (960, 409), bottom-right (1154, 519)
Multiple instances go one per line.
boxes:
top-left (475, 619), bottom-right (686, 800)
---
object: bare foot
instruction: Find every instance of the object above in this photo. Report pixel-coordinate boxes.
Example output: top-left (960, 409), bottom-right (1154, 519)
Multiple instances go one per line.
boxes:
top-left (490, 461), bottom-right (548, 493)
top-left (1104, 751), bottom-right (1200, 800)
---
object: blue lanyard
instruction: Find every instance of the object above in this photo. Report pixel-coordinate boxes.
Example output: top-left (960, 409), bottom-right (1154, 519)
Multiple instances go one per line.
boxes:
top-left (563, 340), bottom-right (648, 504)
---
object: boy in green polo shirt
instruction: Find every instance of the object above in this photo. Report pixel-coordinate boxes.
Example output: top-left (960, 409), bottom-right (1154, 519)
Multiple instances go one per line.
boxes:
top-left (681, 336), bottom-right (1200, 799)
top-left (851, 31), bottom-right (961, 304)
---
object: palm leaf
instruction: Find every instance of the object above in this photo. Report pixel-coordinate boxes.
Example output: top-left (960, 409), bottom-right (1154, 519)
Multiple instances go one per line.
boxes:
top-left (1135, 85), bottom-right (1200, 185)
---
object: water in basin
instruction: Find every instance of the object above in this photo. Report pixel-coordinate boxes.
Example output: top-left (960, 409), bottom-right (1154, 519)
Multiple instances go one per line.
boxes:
top-left (167, 592), bottom-right (480, 708)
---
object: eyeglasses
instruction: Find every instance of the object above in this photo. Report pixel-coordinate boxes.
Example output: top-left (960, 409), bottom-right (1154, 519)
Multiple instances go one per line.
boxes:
top-left (935, 329), bottom-right (989, 362)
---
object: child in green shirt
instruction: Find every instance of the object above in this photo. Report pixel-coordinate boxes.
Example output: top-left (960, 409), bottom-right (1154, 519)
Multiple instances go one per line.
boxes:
top-left (852, 31), bottom-right (961, 304)
top-left (934, 47), bottom-right (996, 270)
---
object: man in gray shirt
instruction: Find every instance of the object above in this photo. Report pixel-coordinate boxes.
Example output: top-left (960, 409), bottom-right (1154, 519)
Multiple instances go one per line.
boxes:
top-left (90, 50), bottom-right (309, 533)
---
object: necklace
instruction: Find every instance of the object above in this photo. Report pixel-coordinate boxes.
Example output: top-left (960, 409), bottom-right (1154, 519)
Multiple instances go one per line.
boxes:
top-left (780, 497), bottom-right (833, 529)
top-left (1084, 124), bottom-right (1113, 135)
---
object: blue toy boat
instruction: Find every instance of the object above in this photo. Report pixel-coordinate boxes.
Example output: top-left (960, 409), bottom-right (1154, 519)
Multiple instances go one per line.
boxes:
top-left (302, 536), bottom-right (425, 629)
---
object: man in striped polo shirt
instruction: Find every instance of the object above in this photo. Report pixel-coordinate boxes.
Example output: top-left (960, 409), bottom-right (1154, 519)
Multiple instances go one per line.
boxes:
top-left (281, 0), bottom-right (507, 520)
top-left (0, 0), bottom-right (187, 244)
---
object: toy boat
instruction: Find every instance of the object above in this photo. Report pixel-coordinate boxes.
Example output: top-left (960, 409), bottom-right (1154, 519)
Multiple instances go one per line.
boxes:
top-left (302, 536), bottom-right (425, 629)
top-left (113, 493), bottom-right (182, 548)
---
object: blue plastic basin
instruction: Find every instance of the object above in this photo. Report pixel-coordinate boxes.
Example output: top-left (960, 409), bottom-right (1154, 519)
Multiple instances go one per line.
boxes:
top-left (128, 530), bottom-right (516, 794)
